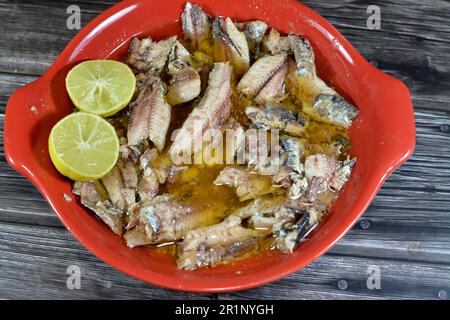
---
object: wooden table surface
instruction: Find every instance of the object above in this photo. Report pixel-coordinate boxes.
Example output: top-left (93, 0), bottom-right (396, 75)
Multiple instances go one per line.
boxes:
top-left (1, 0), bottom-right (450, 300)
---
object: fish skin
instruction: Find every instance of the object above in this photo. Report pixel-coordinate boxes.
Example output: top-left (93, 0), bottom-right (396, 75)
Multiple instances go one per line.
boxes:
top-left (245, 104), bottom-right (307, 137)
top-left (213, 17), bottom-right (250, 77)
top-left (128, 194), bottom-right (222, 244)
top-left (236, 20), bottom-right (268, 57)
top-left (310, 94), bottom-right (359, 128)
top-left (286, 36), bottom-right (359, 128)
top-left (279, 135), bottom-right (305, 174)
top-left (126, 36), bottom-right (177, 74)
top-left (213, 167), bottom-right (280, 201)
top-left (237, 53), bottom-right (288, 99)
top-left (73, 181), bottom-right (124, 235)
top-left (182, 2), bottom-right (212, 50)
top-left (169, 62), bottom-right (233, 161)
top-left (127, 77), bottom-right (171, 152)
top-left (177, 215), bottom-right (269, 270)
top-left (139, 148), bottom-right (158, 171)
top-left (289, 35), bottom-right (315, 77)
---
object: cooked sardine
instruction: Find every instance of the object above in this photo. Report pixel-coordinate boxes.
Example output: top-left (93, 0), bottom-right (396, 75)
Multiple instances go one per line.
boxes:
top-left (213, 17), bottom-right (250, 77)
top-left (177, 215), bottom-right (269, 270)
top-left (262, 28), bottom-right (291, 54)
top-left (280, 136), bottom-right (305, 174)
top-left (182, 2), bottom-right (212, 50)
top-left (245, 104), bottom-right (307, 137)
top-left (287, 172), bottom-right (308, 200)
top-left (137, 167), bottom-right (159, 202)
top-left (100, 165), bottom-right (133, 212)
top-left (213, 167), bottom-right (280, 201)
top-left (167, 68), bottom-right (201, 105)
top-left (254, 62), bottom-right (288, 104)
top-left (237, 53), bottom-right (287, 99)
top-left (126, 36), bottom-right (177, 74)
top-left (123, 224), bottom-right (152, 248)
top-left (117, 158), bottom-right (138, 189)
top-left (127, 194), bottom-right (222, 245)
top-left (167, 40), bottom-right (192, 74)
top-left (289, 35), bottom-right (315, 77)
top-left (304, 153), bottom-right (355, 200)
top-left (169, 62), bottom-right (232, 161)
top-left (232, 195), bottom-right (294, 230)
top-left (273, 210), bottom-right (315, 252)
top-left (221, 117), bottom-right (246, 164)
top-left (73, 181), bottom-right (124, 235)
top-left (286, 37), bottom-right (359, 127)
top-left (236, 20), bottom-right (268, 57)
top-left (166, 41), bottom-right (201, 105)
top-left (72, 4), bottom-right (358, 270)
top-left (117, 158), bottom-right (138, 206)
top-left (127, 77), bottom-right (171, 151)
top-left (329, 157), bottom-right (356, 191)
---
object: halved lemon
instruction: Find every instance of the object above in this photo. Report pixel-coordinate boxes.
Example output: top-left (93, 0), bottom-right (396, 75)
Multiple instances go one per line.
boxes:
top-left (49, 112), bottom-right (119, 181)
top-left (66, 60), bottom-right (136, 117)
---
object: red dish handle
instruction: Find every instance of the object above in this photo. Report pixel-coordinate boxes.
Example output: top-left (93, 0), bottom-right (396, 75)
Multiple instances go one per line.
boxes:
top-left (4, 76), bottom-right (62, 185)
top-left (5, 80), bottom-right (42, 177)
top-left (372, 71), bottom-right (416, 177)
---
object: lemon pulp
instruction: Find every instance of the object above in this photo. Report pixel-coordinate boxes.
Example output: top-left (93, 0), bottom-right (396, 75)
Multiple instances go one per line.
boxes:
top-left (48, 112), bottom-right (119, 181)
top-left (65, 60), bottom-right (136, 117)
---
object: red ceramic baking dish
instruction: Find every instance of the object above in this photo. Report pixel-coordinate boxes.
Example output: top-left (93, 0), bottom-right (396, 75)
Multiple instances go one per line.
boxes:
top-left (4, 0), bottom-right (415, 292)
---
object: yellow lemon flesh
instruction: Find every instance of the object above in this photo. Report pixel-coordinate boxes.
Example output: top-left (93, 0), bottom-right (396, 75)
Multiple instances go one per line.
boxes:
top-left (49, 112), bottom-right (119, 181)
top-left (66, 60), bottom-right (136, 117)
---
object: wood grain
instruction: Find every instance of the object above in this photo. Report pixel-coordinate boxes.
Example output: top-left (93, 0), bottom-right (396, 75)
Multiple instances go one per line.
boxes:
top-left (0, 0), bottom-right (449, 299)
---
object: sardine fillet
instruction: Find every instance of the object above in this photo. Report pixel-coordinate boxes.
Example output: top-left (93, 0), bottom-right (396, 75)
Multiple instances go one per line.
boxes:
top-left (127, 79), bottom-right (171, 151)
top-left (255, 62), bottom-right (288, 104)
top-left (181, 2), bottom-right (211, 50)
top-left (101, 165), bottom-right (131, 211)
top-left (213, 17), bottom-right (250, 77)
top-left (286, 38), bottom-right (359, 128)
top-left (129, 195), bottom-right (222, 245)
top-left (177, 216), bottom-right (269, 270)
top-left (214, 167), bottom-right (279, 201)
top-left (237, 53), bottom-right (287, 98)
top-left (73, 181), bottom-right (124, 235)
top-left (127, 36), bottom-right (177, 74)
top-left (169, 62), bottom-right (232, 160)
top-left (167, 68), bottom-right (201, 105)
top-left (245, 104), bottom-right (307, 137)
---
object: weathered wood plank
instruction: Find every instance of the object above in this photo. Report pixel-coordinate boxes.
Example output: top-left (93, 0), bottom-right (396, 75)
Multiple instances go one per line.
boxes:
top-left (0, 221), bottom-right (448, 300)
top-left (0, 222), bottom-right (215, 299)
top-left (0, 73), bottom-right (37, 113)
top-left (221, 254), bottom-right (450, 300)
top-left (1, 0), bottom-right (450, 81)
